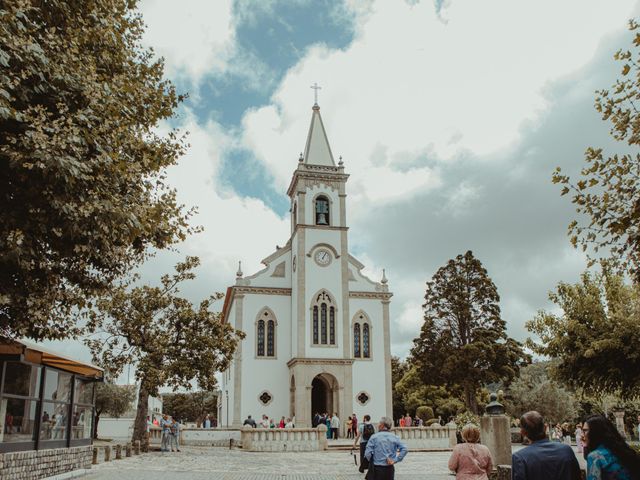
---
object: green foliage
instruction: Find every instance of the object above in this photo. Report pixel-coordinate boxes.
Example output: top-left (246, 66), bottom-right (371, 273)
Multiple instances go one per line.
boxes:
top-left (504, 361), bottom-right (578, 424)
top-left (552, 20), bottom-right (640, 281)
top-left (454, 411), bottom-right (481, 431)
top-left (415, 406), bottom-right (434, 422)
top-left (394, 365), bottom-right (453, 416)
top-left (95, 382), bottom-right (136, 418)
top-left (436, 398), bottom-right (465, 420)
top-left (411, 251), bottom-right (530, 413)
top-left (0, 0), bottom-right (196, 340)
top-left (86, 256), bottom-right (244, 442)
top-left (526, 271), bottom-right (640, 399)
top-left (162, 391), bottom-right (217, 424)
top-left (94, 382), bottom-right (136, 439)
top-left (391, 356), bottom-right (409, 420)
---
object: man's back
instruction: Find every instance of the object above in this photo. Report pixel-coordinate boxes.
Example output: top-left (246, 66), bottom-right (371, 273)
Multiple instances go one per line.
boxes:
top-left (512, 439), bottom-right (580, 480)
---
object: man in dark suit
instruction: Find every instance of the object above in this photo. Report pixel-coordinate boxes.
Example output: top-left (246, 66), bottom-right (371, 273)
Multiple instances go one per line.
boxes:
top-left (512, 411), bottom-right (581, 480)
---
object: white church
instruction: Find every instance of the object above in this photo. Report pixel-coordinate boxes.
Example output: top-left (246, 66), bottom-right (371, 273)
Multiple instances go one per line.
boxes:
top-left (219, 101), bottom-right (393, 430)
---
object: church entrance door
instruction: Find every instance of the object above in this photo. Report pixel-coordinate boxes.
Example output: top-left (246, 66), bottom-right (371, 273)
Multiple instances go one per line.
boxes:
top-left (311, 373), bottom-right (338, 423)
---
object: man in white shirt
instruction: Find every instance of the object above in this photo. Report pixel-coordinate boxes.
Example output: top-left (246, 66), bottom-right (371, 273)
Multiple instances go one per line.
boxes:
top-left (330, 413), bottom-right (341, 439)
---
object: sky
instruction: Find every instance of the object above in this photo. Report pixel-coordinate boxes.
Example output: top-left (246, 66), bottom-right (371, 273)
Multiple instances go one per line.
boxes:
top-left (48, 0), bottom-right (640, 368)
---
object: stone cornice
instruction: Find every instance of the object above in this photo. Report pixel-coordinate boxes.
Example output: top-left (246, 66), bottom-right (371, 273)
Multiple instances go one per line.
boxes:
top-left (287, 168), bottom-right (350, 197)
top-left (234, 286), bottom-right (292, 296)
top-left (349, 291), bottom-right (394, 300)
top-left (287, 357), bottom-right (354, 368)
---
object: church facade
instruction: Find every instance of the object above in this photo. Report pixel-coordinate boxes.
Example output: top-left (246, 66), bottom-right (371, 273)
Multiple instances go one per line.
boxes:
top-left (219, 103), bottom-right (393, 429)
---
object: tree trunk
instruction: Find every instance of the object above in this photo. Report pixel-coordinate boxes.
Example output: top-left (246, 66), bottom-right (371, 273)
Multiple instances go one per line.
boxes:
top-left (463, 384), bottom-right (478, 414)
top-left (93, 412), bottom-right (101, 439)
top-left (131, 385), bottom-right (149, 445)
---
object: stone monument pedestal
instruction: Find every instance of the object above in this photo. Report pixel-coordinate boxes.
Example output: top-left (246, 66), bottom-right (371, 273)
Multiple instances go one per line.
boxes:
top-left (481, 414), bottom-right (511, 466)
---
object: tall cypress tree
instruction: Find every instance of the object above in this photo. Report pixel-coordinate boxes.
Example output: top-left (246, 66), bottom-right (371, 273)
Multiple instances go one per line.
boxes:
top-left (410, 251), bottom-right (529, 413)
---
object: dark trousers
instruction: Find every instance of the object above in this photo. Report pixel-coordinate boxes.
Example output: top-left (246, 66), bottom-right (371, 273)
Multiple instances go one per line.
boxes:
top-left (359, 442), bottom-right (369, 473)
top-left (369, 464), bottom-right (395, 480)
top-left (331, 427), bottom-right (338, 439)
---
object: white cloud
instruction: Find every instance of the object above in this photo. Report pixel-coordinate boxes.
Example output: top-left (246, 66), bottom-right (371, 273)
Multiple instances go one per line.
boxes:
top-left (139, 0), bottom-right (236, 85)
top-left (239, 0), bottom-right (636, 206)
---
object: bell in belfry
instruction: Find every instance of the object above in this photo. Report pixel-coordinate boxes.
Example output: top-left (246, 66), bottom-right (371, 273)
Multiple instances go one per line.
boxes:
top-left (316, 198), bottom-right (329, 225)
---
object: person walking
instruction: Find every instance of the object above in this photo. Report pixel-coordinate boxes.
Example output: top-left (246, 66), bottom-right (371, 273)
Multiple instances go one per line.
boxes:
top-left (512, 411), bottom-right (580, 480)
top-left (448, 423), bottom-right (493, 480)
top-left (353, 414), bottom-right (375, 475)
top-left (169, 418), bottom-right (181, 452)
top-left (583, 415), bottom-right (640, 480)
top-left (331, 412), bottom-right (341, 439)
top-left (364, 417), bottom-right (408, 480)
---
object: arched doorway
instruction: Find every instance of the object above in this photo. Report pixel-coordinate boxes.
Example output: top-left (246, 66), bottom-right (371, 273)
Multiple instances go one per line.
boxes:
top-left (311, 373), bottom-right (338, 423)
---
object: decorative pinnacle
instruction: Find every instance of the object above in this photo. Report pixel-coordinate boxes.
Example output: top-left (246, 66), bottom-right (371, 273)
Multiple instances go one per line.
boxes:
top-left (298, 152), bottom-right (303, 163)
top-left (338, 155), bottom-right (344, 166)
top-left (236, 261), bottom-right (243, 278)
top-left (381, 268), bottom-right (388, 284)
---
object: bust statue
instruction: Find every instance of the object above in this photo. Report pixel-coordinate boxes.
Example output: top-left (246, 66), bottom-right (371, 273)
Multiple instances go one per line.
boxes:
top-left (485, 393), bottom-right (505, 415)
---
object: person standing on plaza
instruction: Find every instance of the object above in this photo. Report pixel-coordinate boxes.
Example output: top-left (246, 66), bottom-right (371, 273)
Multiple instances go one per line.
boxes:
top-left (364, 417), bottom-right (408, 480)
top-left (583, 415), bottom-right (640, 480)
top-left (160, 414), bottom-right (172, 452)
top-left (512, 411), bottom-right (580, 480)
top-left (346, 416), bottom-right (353, 439)
top-left (448, 424), bottom-right (493, 480)
top-left (352, 413), bottom-right (358, 438)
top-left (325, 414), bottom-right (332, 439)
top-left (203, 414), bottom-right (211, 429)
top-left (279, 416), bottom-right (286, 428)
top-left (243, 415), bottom-right (257, 428)
top-left (403, 413), bottom-right (412, 428)
top-left (575, 424), bottom-right (585, 454)
top-left (354, 414), bottom-right (375, 475)
top-left (285, 418), bottom-right (294, 428)
top-left (331, 412), bottom-right (341, 439)
top-left (169, 418), bottom-right (181, 452)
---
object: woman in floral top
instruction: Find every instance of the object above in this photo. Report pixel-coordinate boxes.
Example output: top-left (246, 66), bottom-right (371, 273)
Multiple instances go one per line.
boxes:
top-left (583, 415), bottom-right (640, 480)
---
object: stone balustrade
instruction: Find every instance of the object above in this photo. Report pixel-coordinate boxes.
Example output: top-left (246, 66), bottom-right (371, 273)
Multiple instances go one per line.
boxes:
top-left (390, 426), bottom-right (457, 449)
top-left (241, 426), bottom-right (328, 452)
top-left (180, 427), bottom-right (242, 447)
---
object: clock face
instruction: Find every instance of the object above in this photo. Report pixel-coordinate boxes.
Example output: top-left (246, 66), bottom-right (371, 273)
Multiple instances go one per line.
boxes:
top-left (314, 249), bottom-right (332, 266)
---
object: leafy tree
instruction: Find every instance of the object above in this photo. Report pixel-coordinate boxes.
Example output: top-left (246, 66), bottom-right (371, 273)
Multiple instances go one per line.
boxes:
top-left (86, 256), bottom-right (243, 444)
top-left (411, 251), bottom-right (529, 413)
top-left (0, 0), bottom-right (196, 341)
top-left (527, 270), bottom-right (640, 400)
top-left (162, 391), bottom-right (218, 425)
top-left (552, 20), bottom-right (640, 281)
top-left (504, 361), bottom-right (578, 424)
top-left (94, 382), bottom-right (136, 439)
top-left (394, 364), bottom-right (453, 416)
top-left (391, 356), bottom-right (409, 420)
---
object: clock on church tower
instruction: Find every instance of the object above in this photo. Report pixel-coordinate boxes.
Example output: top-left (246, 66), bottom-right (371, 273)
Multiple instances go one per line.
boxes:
top-left (220, 96), bottom-right (393, 430)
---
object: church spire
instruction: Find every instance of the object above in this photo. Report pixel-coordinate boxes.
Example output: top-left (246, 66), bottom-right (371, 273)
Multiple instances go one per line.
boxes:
top-left (302, 104), bottom-right (336, 167)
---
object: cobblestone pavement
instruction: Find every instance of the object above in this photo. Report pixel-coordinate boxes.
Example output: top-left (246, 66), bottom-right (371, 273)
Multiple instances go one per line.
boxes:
top-left (84, 447), bottom-right (455, 480)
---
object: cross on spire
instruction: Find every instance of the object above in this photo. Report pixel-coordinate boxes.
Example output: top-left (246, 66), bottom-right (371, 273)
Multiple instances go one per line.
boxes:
top-left (310, 82), bottom-right (322, 106)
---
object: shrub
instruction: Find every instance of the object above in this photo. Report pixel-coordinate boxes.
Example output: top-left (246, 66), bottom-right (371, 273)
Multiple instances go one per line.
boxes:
top-left (416, 406), bottom-right (434, 422)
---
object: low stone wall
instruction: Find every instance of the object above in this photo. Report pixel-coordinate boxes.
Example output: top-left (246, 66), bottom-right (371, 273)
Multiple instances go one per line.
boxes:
top-left (390, 426), bottom-right (457, 450)
top-left (0, 446), bottom-right (92, 480)
top-left (181, 428), bottom-right (241, 447)
top-left (241, 427), bottom-right (327, 452)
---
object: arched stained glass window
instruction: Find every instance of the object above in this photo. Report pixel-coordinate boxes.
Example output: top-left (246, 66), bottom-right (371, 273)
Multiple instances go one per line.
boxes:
top-left (315, 196), bottom-right (330, 225)
top-left (267, 320), bottom-right (275, 357)
top-left (320, 303), bottom-right (328, 344)
top-left (329, 307), bottom-right (335, 345)
top-left (257, 319), bottom-right (265, 357)
top-left (313, 306), bottom-right (319, 344)
top-left (363, 323), bottom-right (370, 358)
top-left (354, 323), bottom-right (361, 358)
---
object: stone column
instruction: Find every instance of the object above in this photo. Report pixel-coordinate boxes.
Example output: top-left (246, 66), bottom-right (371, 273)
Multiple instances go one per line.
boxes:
top-left (480, 393), bottom-right (511, 467)
top-left (613, 409), bottom-right (626, 439)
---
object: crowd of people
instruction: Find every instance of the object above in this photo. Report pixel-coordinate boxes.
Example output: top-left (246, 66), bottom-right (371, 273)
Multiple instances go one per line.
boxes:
top-left (445, 411), bottom-right (640, 480)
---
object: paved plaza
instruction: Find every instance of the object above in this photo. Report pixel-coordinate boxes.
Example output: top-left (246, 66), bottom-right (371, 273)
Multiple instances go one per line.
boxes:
top-left (85, 446), bottom-right (455, 480)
